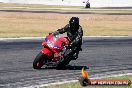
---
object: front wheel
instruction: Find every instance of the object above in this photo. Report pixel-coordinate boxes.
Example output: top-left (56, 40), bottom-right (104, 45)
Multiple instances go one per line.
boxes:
top-left (33, 52), bottom-right (45, 69)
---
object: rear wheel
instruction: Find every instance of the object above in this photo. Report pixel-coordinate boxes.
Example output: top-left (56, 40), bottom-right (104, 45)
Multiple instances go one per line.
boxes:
top-left (57, 57), bottom-right (71, 68)
top-left (33, 52), bottom-right (45, 69)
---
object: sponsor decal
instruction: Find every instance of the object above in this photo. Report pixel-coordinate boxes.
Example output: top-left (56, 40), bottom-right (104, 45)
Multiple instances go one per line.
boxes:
top-left (79, 67), bottom-right (132, 86)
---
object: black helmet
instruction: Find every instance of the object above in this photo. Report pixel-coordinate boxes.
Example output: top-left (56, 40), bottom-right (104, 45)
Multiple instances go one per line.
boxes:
top-left (69, 17), bottom-right (79, 32)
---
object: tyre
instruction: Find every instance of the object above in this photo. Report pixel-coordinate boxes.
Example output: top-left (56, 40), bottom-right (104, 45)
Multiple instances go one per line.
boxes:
top-left (57, 57), bottom-right (71, 68)
top-left (33, 52), bottom-right (45, 69)
top-left (79, 77), bottom-right (90, 86)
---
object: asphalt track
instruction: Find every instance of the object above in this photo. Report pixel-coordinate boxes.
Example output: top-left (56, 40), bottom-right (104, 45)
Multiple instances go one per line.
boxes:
top-left (0, 37), bottom-right (132, 88)
top-left (0, 10), bottom-right (132, 15)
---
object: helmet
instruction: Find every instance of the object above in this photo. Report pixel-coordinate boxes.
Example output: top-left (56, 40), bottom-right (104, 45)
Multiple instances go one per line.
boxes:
top-left (69, 17), bottom-right (79, 32)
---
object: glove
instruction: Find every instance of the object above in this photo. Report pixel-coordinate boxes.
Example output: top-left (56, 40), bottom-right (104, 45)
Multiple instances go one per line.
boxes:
top-left (49, 32), bottom-right (52, 35)
top-left (53, 31), bottom-right (59, 35)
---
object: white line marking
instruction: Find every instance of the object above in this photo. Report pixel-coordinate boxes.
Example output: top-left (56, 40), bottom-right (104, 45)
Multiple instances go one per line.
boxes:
top-left (24, 72), bottom-right (132, 88)
top-left (0, 36), bottom-right (132, 41)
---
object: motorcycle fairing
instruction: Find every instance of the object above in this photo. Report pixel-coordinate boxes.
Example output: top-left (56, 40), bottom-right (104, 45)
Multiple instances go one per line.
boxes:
top-left (41, 48), bottom-right (52, 56)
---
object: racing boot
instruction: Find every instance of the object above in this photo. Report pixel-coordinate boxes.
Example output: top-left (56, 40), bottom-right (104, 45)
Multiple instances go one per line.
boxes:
top-left (71, 52), bottom-right (78, 60)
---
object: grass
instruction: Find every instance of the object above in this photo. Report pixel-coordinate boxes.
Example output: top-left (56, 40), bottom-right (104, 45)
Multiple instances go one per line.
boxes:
top-left (0, 3), bottom-right (132, 38)
top-left (0, 12), bottom-right (132, 38)
top-left (41, 75), bottom-right (132, 88)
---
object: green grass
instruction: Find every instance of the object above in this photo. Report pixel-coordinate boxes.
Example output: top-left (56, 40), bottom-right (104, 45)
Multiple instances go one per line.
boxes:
top-left (42, 75), bottom-right (132, 88)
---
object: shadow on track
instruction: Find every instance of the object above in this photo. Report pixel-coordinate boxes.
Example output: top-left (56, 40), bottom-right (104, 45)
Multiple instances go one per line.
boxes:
top-left (39, 65), bottom-right (88, 70)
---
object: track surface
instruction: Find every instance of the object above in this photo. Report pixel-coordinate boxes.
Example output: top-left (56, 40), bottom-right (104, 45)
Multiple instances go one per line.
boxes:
top-left (0, 37), bottom-right (132, 88)
top-left (0, 10), bottom-right (132, 15)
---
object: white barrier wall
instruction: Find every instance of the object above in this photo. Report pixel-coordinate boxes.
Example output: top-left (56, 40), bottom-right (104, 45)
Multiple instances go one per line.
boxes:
top-left (0, 0), bottom-right (132, 7)
top-left (0, 0), bottom-right (85, 6)
top-left (90, 0), bottom-right (132, 7)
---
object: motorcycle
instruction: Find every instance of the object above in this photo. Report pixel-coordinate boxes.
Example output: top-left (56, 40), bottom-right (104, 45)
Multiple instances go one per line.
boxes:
top-left (33, 32), bottom-right (74, 69)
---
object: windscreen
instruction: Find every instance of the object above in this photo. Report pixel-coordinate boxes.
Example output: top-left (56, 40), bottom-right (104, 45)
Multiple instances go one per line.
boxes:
top-left (44, 33), bottom-right (62, 49)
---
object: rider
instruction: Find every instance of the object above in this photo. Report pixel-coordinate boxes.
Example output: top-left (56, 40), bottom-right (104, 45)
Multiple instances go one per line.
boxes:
top-left (54, 17), bottom-right (83, 60)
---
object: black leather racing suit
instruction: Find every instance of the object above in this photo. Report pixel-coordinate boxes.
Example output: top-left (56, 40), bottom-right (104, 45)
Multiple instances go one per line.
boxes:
top-left (57, 24), bottom-right (83, 59)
